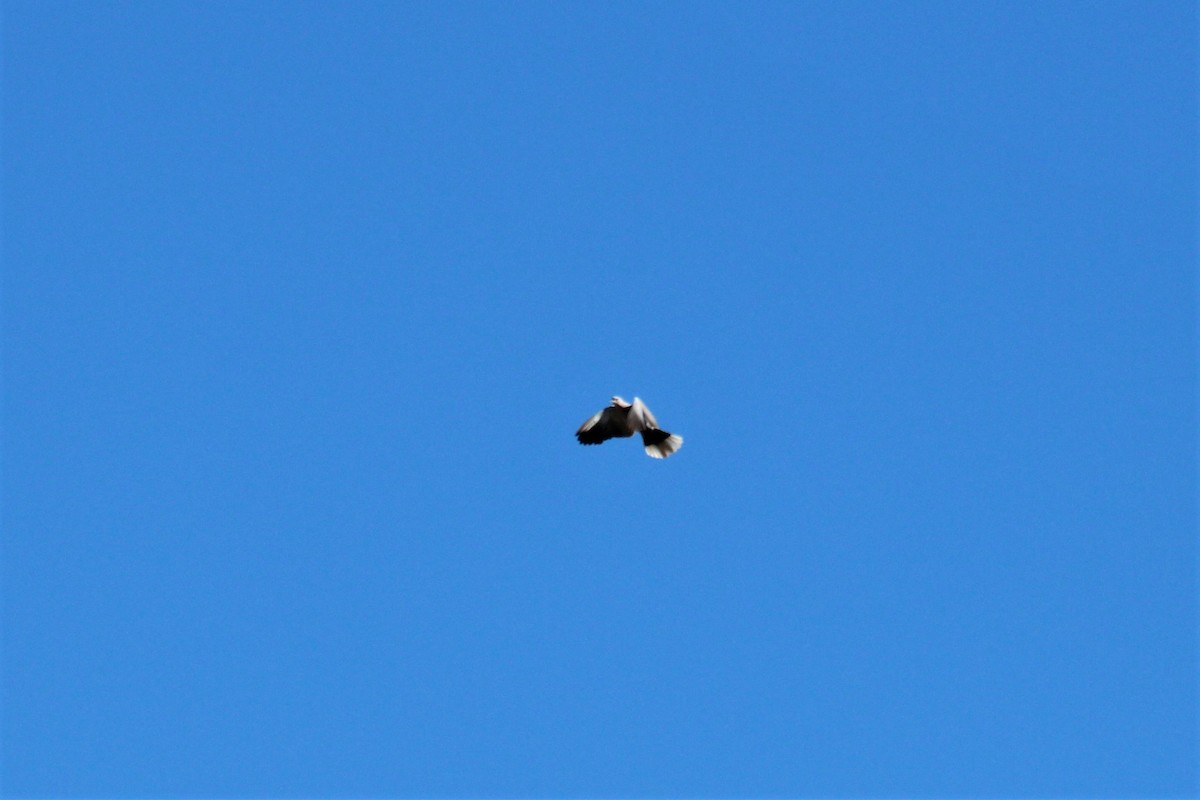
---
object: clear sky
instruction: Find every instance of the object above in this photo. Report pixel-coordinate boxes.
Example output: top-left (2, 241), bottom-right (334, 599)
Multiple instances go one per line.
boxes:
top-left (2, 2), bottom-right (1196, 797)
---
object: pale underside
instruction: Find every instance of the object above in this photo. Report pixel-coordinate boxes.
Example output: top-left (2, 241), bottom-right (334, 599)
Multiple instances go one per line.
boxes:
top-left (575, 396), bottom-right (683, 459)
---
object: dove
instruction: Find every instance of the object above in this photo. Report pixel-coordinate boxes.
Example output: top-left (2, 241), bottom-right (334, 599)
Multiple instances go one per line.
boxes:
top-left (575, 396), bottom-right (683, 459)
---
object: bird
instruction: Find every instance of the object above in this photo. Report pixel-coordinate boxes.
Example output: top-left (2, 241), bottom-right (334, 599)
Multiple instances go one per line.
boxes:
top-left (575, 396), bottom-right (683, 459)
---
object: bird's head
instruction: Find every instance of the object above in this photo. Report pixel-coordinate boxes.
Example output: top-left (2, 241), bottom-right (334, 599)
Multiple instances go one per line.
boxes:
top-left (610, 395), bottom-right (630, 408)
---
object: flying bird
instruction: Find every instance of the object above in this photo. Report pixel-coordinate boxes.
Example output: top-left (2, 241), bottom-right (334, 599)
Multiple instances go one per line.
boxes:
top-left (575, 396), bottom-right (683, 459)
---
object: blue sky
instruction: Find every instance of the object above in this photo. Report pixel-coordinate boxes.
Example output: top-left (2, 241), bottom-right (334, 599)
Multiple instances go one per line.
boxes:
top-left (2, 2), bottom-right (1196, 797)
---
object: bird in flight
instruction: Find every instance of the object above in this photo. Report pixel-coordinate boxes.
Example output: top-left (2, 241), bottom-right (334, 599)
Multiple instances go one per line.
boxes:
top-left (575, 396), bottom-right (684, 459)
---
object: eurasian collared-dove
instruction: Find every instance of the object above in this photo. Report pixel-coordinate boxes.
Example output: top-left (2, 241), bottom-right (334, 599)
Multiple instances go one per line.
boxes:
top-left (575, 396), bottom-right (683, 459)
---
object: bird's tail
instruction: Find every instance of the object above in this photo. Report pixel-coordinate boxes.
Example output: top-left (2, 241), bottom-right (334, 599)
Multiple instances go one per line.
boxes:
top-left (641, 429), bottom-right (683, 459)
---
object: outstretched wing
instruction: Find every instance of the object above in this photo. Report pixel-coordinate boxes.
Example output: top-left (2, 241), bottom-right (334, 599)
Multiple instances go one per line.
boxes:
top-left (576, 406), bottom-right (631, 445)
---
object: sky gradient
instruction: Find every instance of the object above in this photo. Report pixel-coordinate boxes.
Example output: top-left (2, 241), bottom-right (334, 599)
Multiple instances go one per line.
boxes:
top-left (2, 2), bottom-right (1197, 797)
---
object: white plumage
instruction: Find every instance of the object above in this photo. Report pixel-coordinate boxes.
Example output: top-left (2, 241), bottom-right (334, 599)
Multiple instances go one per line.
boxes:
top-left (575, 396), bottom-right (683, 459)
